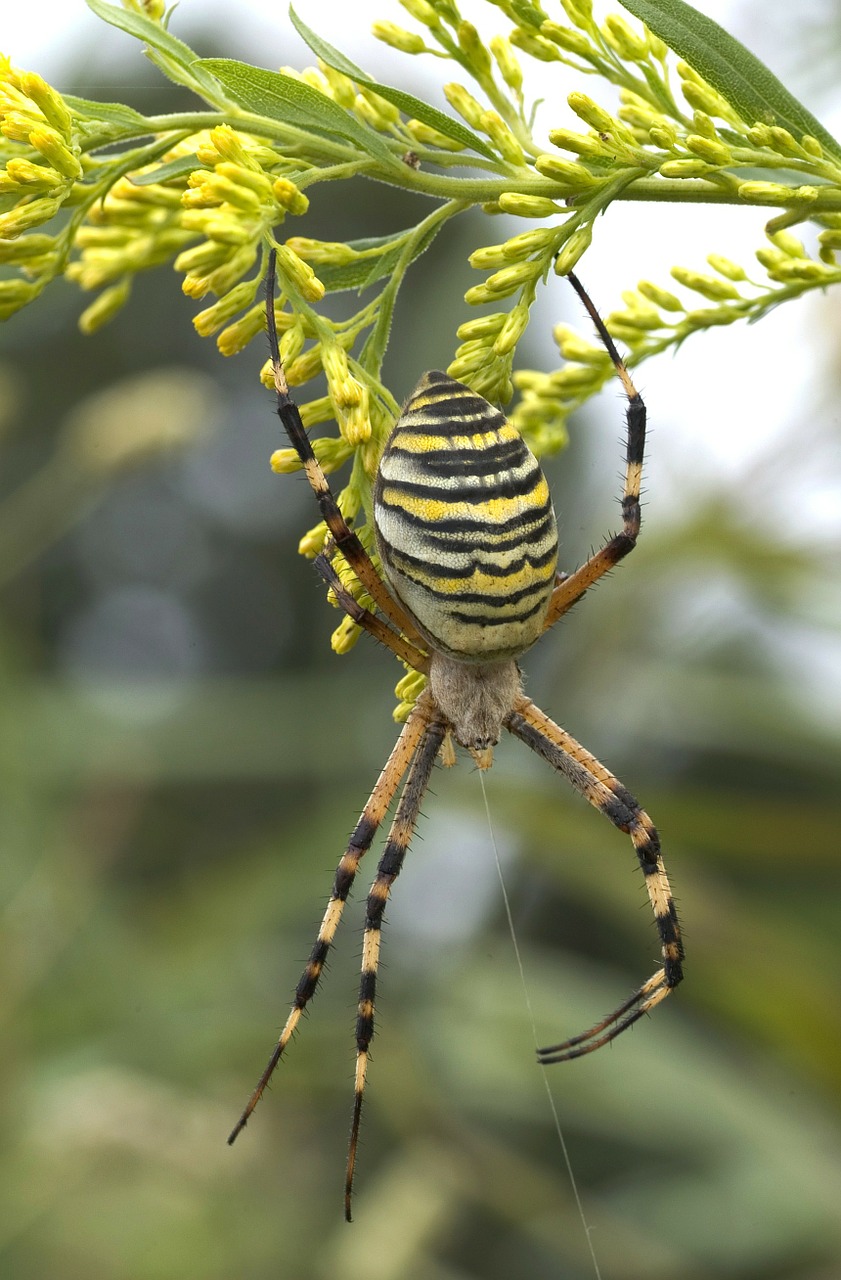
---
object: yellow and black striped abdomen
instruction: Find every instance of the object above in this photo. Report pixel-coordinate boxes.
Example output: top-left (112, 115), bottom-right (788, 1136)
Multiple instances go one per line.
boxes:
top-left (374, 371), bottom-right (558, 662)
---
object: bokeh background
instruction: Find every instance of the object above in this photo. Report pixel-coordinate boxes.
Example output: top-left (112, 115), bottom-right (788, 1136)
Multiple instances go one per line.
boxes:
top-left (2, 2), bottom-right (840, 1277)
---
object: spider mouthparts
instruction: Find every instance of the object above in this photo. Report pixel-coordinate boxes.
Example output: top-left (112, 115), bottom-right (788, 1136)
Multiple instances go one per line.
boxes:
top-left (469, 745), bottom-right (494, 770)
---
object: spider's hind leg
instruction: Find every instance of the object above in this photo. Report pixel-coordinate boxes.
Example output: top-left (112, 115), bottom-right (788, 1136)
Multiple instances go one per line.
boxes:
top-left (227, 690), bottom-right (436, 1146)
top-left (505, 695), bottom-right (683, 1062)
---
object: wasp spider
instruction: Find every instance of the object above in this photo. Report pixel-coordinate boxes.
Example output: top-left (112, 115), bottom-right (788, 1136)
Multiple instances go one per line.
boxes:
top-left (228, 250), bottom-right (684, 1219)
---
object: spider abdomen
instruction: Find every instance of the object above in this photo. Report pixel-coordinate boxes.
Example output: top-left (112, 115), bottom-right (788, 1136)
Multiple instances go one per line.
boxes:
top-left (374, 371), bottom-right (559, 661)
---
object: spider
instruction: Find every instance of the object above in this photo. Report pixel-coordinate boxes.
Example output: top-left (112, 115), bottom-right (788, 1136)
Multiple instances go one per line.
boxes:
top-left (228, 249), bottom-right (684, 1219)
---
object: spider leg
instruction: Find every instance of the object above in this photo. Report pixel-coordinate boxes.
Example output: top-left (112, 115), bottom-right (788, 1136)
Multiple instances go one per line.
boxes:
top-left (505, 695), bottom-right (683, 1063)
top-left (265, 251), bottom-right (425, 648)
top-left (543, 272), bottom-right (645, 631)
top-left (314, 551), bottom-right (429, 673)
top-left (227, 690), bottom-right (437, 1146)
top-left (345, 714), bottom-right (447, 1222)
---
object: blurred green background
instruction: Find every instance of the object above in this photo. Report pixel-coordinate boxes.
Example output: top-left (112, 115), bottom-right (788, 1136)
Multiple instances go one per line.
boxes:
top-left (2, 5), bottom-right (841, 1278)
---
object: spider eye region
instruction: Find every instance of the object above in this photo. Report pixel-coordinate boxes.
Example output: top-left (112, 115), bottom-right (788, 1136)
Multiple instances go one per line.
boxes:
top-left (374, 371), bottom-right (559, 664)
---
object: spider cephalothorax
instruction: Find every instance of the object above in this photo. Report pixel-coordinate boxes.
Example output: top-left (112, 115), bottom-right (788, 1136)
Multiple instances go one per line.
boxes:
top-left (228, 249), bottom-right (684, 1220)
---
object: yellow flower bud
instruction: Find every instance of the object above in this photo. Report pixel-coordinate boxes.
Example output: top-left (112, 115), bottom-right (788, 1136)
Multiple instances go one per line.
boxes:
top-left (509, 29), bottom-right (562, 62)
top-left (272, 177), bottom-right (309, 216)
top-left (493, 302), bottom-right (530, 355)
top-left (484, 259), bottom-right (542, 295)
top-left (479, 110), bottom-right (525, 166)
top-left (552, 224), bottom-right (592, 276)
top-left (670, 266), bottom-right (741, 301)
top-left (567, 92), bottom-right (615, 135)
top-left (456, 312), bottom-right (507, 340)
top-left (705, 255), bottom-right (746, 282)
top-left (659, 158), bottom-right (714, 178)
top-left (539, 22), bottom-right (591, 56)
top-left (489, 36), bottom-right (522, 93)
top-left (216, 304), bottom-right (267, 356)
top-left (19, 72), bottom-right (73, 136)
top-left (637, 281), bottom-right (684, 310)
top-left (602, 14), bottom-right (647, 61)
top-left (78, 279), bottom-right (132, 334)
top-left (535, 153), bottom-right (597, 186)
top-left (684, 134), bottom-right (731, 165)
top-left (404, 118), bottom-right (465, 150)
top-left (372, 20), bottom-right (425, 53)
top-left (275, 242), bottom-right (325, 302)
top-left (469, 243), bottom-right (508, 269)
top-left (497, 193), bottom-right (560, 218)
top-left (28, 126), bottom-right (82, 180)
top-left (738, 181), bottom-right (817, 205)
top-left (442, 82), bottom-right (484, 129)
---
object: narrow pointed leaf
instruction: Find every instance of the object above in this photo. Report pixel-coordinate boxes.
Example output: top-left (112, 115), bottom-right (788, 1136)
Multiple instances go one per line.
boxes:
top-left (196, 60), bottom-right (395, 165)
top-left (621, 0), bottom-right (841, 161)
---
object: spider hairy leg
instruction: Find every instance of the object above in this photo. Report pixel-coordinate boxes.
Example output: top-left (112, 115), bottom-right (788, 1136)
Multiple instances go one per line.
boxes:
top-left (346, 715), bottom-right (446, 1221)
top-left (264, 250), bottom-right (424, 647)
top-left (313, 552), bottom-right (429, 672)
top-left (505, 696), bottom-right (683, 1061)
top-left (543, 271), bottom-right (645, 628)
top-left (227, 692), bottom-right (436, 1146)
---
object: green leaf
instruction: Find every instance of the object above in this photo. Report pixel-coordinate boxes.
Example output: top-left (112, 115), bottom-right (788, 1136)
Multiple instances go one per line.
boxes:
top-left (289, 5), bottom-right (499, 163)
top-left (315, 224), bottom-right (444, 293)
top-left (196, 59), bottom-right (396, 166)
top-left (84, 0), bottom-right (220, 98)
top-left (64, 95), bottom-right (150, 133)
top-left (621, 0), bottom-right (841, 161)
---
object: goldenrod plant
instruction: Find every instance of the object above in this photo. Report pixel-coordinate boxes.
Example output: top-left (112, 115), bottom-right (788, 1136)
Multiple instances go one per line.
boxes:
top-left (3, 0), bottom-right (841, 685)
